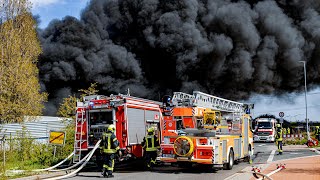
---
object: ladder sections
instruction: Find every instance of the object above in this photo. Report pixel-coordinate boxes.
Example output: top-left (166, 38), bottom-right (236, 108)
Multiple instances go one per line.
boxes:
top-left (171, 92), bottom-right (194, 106)
top-left (192, 91), bottom-right (244, 113)
top-left (171, 91), bottom-right (244, 113)
top-left (73, 108), bottom-right (87, 163)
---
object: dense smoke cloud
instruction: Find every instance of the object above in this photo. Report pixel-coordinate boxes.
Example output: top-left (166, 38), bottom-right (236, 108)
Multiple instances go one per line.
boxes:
top-left (38, 0), bottom-right (320, 115)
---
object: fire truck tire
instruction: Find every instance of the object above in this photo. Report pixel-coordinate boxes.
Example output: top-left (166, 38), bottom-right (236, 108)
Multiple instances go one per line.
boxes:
top-left (244, 145), bottom-right (252, 162)
top-left (224, 149), bottom-right (234, 170)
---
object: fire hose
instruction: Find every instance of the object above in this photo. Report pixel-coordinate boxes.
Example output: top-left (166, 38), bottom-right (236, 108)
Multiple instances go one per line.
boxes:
top-left (33, 151), bottom-right (75, 172)
top-left (43, 139), bottom-right (101, 180)
top-left (251, 163), bottom-right (286, 180)
top-left (48, 148), bottom-right (93, 172)
top-left (5, 151), bottom-right (75, 174)
top-left (173, 136), bottom-right (194, 157)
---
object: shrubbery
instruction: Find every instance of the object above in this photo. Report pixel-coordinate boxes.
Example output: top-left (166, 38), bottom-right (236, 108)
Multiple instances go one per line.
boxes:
top-left (0, 123), bottom-right (74, 179)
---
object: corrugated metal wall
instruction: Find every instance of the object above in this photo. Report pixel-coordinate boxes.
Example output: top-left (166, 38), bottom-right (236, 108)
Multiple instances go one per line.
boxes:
top-left (0, 116), bottom-right (69, 142)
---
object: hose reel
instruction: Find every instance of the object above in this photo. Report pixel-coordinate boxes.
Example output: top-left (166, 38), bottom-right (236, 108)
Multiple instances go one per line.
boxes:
top-left (173, 136), bottom-right (194, 157)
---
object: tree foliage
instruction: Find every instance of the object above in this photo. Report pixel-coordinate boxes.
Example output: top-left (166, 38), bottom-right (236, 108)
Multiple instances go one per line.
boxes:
top-left (0, 0), bottom-right (47, 123)
top-left (78, 82), bottom-right (99, 100)
top-left (57, 83), bottom-right (99, 158)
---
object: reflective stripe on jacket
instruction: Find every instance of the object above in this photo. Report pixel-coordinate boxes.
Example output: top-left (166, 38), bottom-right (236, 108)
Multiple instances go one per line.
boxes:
top-left (145, 135), bottom-right (159, 152)
top-left (275, 129), bottom-right (283, 141)
top-left (101, 132), bottom-right (120, 154)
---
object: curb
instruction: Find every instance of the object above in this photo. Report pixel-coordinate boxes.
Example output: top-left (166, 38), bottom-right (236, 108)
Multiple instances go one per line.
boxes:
top-left (11, 171), bottom-right (67, 180)
top-left (225, 147), bottom-right (320, 180)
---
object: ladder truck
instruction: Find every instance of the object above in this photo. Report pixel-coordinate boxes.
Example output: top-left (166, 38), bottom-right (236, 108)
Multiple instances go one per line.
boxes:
top-left (74, 93), bottom-right (163, 164)
top-left (159, 91), bottom-right (254, 170)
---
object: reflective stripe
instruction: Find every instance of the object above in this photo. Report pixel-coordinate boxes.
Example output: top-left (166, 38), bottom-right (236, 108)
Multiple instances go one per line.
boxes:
top-left (103, 159), bottom-right (115, 171)
top-left (146, 135), bottom-right (157, 151)
top-left (276, 129), bottom-right (283, 141)
top-left (103, 133), bottom-right (118, 154)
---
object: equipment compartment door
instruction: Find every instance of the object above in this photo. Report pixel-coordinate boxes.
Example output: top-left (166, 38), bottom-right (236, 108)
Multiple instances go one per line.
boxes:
top-left (244, 118), bottom-right (249, 155)
top-left (127, 108), bottom-right (145, 144)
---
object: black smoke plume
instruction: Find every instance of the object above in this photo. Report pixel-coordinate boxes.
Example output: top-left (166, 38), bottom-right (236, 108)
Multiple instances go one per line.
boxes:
top-left (38, 0), bottom-right (320, 115)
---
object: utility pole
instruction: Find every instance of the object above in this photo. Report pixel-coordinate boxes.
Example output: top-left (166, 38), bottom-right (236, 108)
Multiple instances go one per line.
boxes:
top-left (299, 61), bottom-right (309, 140)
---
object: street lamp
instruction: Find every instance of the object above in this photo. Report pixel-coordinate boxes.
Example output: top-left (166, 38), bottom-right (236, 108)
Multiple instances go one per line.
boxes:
top-left (299, 61), bottom-right (309, 140)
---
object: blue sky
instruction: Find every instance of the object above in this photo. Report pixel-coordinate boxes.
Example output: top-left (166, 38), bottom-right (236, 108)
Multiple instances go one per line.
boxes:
top-left (30, 0), bottom-right (320, 122)
top-left (30, 0), bottom-right (90, 29)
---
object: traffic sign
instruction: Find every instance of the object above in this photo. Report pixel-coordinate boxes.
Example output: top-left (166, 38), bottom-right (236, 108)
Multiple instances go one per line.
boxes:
top-left (49, 131), bottom-right (66, 146)
top-left (280, 118), bottom-right (284, 124)
top-left (279, 112), bottom-right (284, 117)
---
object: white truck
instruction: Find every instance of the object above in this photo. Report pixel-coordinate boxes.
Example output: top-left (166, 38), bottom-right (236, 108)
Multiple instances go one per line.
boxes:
top-left (253, 116), bottom-right (277, 142)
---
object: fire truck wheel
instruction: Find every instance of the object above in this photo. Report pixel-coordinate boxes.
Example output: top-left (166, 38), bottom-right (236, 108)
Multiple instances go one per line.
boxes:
top-left (244, 145), bottom-right (252, 162)
top-left (224, 149), bottom-right (234, 170)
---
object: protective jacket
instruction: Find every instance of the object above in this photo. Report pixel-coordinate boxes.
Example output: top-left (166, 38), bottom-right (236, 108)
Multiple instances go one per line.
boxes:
top-left (101, 132), bottom-right (120, 154)
top-left (142, 135), bottom-right (160, 152)
top-left (275, 128), bottom-right (283, 141)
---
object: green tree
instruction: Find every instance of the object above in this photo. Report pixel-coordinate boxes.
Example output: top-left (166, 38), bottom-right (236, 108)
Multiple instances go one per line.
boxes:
top-left (0, 0), bottom-right (47, 123)
top-left (57, 83), bottom-right (99, 158)
top-left (78, 82), bottom-right (99, 100)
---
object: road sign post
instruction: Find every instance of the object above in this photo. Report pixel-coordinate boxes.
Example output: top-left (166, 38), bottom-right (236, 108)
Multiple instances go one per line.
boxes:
top-left (279, 112), bottom-right (284, 118)
top-left (49, 131), bottom-right (66, 159)
top-left (49, 131), bottom-right (66, 146)
top-left (280, 118), bottom-right (284, 124)
top-left (279, 112), bottom-right (284, 128)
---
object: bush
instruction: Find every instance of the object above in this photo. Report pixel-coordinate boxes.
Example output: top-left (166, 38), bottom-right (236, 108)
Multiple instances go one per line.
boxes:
top-left (284, 138), bottom-right (307, 145)
top-left (0, 123), bottom-right (74, 179)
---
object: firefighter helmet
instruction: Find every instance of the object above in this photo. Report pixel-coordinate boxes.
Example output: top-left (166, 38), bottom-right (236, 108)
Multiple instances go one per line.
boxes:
top-left (107, 124), bottom-right (116, 132)
top-left (316, 126), bottom-right (319, 129)
top-left (147, 127), bottom-right (154, 133)
top-left (276, 124), bottom-right (281, 128)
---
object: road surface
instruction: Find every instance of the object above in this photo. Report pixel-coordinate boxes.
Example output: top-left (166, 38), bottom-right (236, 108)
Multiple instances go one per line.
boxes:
top-left (14, 143), bottom-right (318, 180)
top-left (61, 142), bottom-right (317, 180)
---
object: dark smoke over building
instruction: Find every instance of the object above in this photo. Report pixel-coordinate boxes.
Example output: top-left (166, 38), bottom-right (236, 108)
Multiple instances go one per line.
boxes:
top-left (38, 0), bottom-right (320, 115)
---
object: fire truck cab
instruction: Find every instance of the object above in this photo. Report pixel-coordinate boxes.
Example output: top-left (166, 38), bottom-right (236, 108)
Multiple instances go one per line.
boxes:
top-left (74, 94), bottom-right (163, 163)
top-left (159, 91), bottom-right (254, 170)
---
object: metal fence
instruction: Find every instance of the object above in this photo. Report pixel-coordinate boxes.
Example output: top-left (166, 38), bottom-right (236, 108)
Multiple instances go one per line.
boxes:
top-left (0, 116), bottom-right (70, 143)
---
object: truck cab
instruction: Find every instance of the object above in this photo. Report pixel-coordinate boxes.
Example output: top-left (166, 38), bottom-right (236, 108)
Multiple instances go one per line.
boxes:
top-left (253, 118), bottom-right (276, 142)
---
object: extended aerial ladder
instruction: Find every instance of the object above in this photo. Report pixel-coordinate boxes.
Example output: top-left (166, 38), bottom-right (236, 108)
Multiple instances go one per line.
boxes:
top-left (160, 91), bottom-right (254, 170)
top-left (172, 91), bottom-right (244, 113)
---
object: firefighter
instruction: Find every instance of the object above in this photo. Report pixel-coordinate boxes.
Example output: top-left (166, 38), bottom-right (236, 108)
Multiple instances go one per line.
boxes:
top-left (100, 124), bottom-right (121, 178)
top-left (283, 127), bottom-right (286, 136)
top-left (275, 124), bottom-right (283, 155)
top-left (315, 126), bottom-right (320, 141)
top-left (142, 127), bottom-right (160, 170)
top-left (287, 127), bottom-right (290, 135)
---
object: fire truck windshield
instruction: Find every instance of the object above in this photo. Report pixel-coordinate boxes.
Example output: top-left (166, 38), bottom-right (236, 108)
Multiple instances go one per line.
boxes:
top-left (89, 111), bottom-right (113, 125)
top-left (257, 122), bottom-right (272, 129)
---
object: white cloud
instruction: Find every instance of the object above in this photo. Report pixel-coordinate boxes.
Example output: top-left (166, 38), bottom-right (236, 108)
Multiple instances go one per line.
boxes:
top-left (246, 87), bottom-right (320, 122)
top-left (30, 0), bottom-right (61, 8)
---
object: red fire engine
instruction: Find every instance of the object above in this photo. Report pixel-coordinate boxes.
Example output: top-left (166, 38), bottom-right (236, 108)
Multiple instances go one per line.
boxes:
top-left (73, 93), bottom-right (163, 163)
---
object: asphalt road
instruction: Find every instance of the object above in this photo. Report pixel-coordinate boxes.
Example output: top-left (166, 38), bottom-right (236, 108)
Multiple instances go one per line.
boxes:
top-left (50, 143), bottom-right (318, 180)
